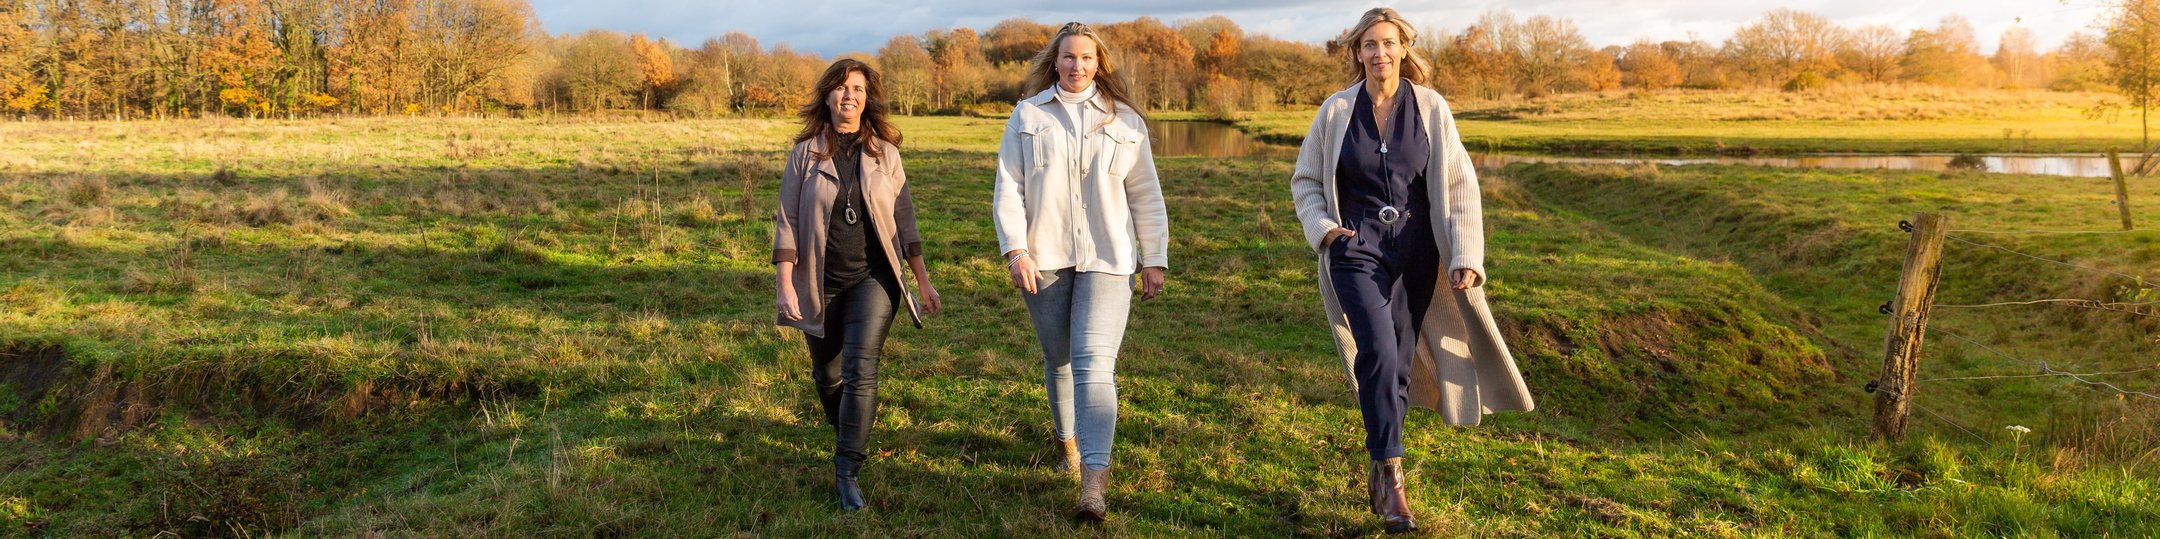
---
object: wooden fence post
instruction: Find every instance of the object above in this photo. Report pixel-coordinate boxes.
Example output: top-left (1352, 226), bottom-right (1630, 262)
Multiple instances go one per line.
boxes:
top-left (1871, 212), bottom-right (1948, 441)
top-left (2110, 147), bottom-right (2135, 231)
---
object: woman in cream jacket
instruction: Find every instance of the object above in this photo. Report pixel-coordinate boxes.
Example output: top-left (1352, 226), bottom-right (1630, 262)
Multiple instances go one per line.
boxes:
top-left (991, 22), bottom-right (1169, 522)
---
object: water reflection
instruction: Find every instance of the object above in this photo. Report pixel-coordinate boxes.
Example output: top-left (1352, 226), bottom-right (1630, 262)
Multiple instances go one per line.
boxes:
top-left (1146, 120), bottom-right (1297, 158)
top-left (1472, 154), bottom-right (2120, 178)
top-left (1147, 120), bottom-right (2124, 178)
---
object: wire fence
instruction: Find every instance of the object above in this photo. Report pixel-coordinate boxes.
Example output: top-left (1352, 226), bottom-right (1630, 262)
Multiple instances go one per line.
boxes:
top-left (1882, 226), bottom-right (2160, 443)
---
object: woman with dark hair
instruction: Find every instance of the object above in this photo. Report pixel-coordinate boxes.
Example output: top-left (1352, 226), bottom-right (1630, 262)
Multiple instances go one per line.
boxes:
top-left (991, 22), bottom-right (1169, 521)
top-left (772, 58), bottom-right (942, 512)
top-left (1287, 8), bottom-right (1534, 534)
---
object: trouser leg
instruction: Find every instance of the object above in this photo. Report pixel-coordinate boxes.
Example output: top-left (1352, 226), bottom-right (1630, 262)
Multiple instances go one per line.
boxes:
top-left (831, 273), bottom-right (898, 470)
top-left (1330, 224), bottom-right (1410, 461)
top-left (1069, 271), bottom-right (1132, 470)
top-left (1024, 268), bottom-right (1078, 442)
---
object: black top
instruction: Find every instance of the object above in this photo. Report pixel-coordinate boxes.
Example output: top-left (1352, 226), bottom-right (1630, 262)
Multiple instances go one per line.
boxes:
top-left (823, 131), bottom-right (890, 292)
top-left (1335, 80), bottom-right (1430, 221)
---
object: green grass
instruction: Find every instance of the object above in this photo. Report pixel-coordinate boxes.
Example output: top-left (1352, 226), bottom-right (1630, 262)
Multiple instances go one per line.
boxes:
top-left (1230, 87), bottom-right (2153, 154)
top-left (0, 115), bottom-right (2154, 536)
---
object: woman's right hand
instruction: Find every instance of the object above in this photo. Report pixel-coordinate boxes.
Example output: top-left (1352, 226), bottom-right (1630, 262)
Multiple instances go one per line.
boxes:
top-left (1006, 250), bottom-right (1039, 294)
top-left (1321, 227), bottom-right (1357, 247)
top-left (776, 290), bottom-right (802, 321)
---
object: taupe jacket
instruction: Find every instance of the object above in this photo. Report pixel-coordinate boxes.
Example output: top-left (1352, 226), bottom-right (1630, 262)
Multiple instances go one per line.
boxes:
top-left (772, 134), bottom-right (924, 338)
top-left (1289, 81), bottom-right (1536, 426)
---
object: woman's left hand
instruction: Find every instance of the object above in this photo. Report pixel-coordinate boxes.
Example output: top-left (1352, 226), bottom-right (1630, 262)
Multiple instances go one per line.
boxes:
top-left (917, 279), bottom-right (942, 316)
top-left (1139, 267), bottom-right (1166, 301)
top-left (1451, 268), bottom-right (1481, 290)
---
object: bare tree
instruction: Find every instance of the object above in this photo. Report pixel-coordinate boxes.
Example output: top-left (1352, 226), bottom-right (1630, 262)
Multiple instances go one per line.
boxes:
top-left (1725, 8), bottom-right (1845, 88)
top-left (1839, 25), bottom-right (1904, 83)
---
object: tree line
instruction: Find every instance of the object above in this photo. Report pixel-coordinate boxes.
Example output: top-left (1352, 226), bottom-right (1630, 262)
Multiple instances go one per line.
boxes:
top-left (0, 1), bottom-right (2146, 119)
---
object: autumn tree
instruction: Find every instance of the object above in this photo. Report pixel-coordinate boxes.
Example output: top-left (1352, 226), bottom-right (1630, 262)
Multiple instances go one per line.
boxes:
top-left (629, 33), bottom-right (675, 109)
top-left (982, 18), bottom-right (1052, 65)
top-left (1514, 14), bottom-right (1591, 96)
top-left (1426, 15), bottom-right (1513, 99)
top-left (2108, 0), bottom-right (2160, 146)
top-left (1239, 35), bottom-right (1330, 107)
top-left (876, 34), bottom-right (931, 114)
top-left (924, 27), bottom-right (986, 111)
top-left (2050, 31), bottom-right (2110, 92)
top-left (1902, 16), bottom-right (1986, 86)
top-left (1099, 17), bottom-right (1193, 110)
top-left (1618, 39), bottom-right (1680, 90)
top-left (0, 2), bottom-right (49, 115)
top-left (554, 30), bottom-right (637, 111)
top-left (670, 38), bottom-right (732, 116)
top-left (1725, 9), bottom-right (1844, 89)
top-left (1839, 25), bottom-right (1904, 83)
top-left (203, 0), bottom-right (281, 116)
top-left (1994, 27), bottom-right (2046, 88)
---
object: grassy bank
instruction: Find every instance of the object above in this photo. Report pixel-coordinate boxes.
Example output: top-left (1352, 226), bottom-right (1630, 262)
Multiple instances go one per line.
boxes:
top-left (0, 116), bottom-right (2153, 536)
top-left (1227, 87), bottom-right (2149, 154)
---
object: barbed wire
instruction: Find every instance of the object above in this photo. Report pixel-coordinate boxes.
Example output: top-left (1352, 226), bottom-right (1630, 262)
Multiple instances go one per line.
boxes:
top-left (1929, 326), bottom-right (2160, 402)
top-left (1943, 234), bottom-right (2151, 284)
top-left (1932, 298), bottom-right (2160, 320)
top-left (1912, 398), bottom-right (1994, 448)
top-left (1945, 228), bottom-right (2155, 236)
top-left (1920, 366), bottom-right (2158, 383)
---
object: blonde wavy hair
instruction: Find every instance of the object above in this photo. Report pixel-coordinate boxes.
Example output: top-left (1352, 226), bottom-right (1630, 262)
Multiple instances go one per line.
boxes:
top-left (1333, 8), bottom-right (1431, 86)
top-left (1021, 22), bottom-right (1145, 125)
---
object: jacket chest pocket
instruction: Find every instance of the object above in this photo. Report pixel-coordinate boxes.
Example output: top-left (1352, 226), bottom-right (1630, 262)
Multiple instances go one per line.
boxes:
top-left (1017, 122), bottom-right (1056, 172)
top-left (1101, 125), bottom-right (1143, 179)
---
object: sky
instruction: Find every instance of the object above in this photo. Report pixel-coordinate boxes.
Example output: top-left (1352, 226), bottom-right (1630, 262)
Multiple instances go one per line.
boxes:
top-left (527, 0), bottom-right (2112, 56)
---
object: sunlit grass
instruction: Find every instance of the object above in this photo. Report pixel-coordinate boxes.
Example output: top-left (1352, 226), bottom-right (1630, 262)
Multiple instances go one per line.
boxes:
top-left (0, 116), bottom-right (2152, 536)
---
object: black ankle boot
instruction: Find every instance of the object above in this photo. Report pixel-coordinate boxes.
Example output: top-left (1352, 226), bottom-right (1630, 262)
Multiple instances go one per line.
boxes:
top-left (834, 454), bottom-right (866, 512)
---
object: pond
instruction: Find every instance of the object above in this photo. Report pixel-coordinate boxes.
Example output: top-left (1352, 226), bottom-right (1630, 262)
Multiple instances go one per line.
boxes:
top-left (1147, 120), bottom-right (2128, 178)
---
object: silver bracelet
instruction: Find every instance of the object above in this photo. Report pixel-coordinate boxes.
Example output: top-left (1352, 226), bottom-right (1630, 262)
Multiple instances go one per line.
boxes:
top-left (1006, 251), bottom-right (1028, 266)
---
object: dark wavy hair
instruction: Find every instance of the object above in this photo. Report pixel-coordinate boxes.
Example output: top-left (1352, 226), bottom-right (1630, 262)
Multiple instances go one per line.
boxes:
top-left (794, 58), bottom-right (902, 158)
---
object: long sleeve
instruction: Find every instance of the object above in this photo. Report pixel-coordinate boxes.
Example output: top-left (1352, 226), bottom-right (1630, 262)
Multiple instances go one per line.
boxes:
top-left (773, 146), bottom-right (805, 264)
top-left (1290, 100), bottom-right (1342, 252)
top-left (1435, 96), bottom-right (1487, 286)
top-left (991, 108), bottom-right (1032, 257)
top-left (889, 150), bottom-right (924, 258)
top-left (1123, 122), bottom-right (1169, 269)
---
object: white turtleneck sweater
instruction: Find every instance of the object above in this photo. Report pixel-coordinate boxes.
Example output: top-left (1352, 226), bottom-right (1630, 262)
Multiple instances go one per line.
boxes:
top-left (1054, 83), bottom-right (1098, 141)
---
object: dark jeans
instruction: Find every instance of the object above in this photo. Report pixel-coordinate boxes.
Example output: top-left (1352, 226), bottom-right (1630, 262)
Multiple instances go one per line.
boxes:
top-left (1327, 209), bottom-right (1439, 461)
top-left (806, 270), bottom-right (900, 470)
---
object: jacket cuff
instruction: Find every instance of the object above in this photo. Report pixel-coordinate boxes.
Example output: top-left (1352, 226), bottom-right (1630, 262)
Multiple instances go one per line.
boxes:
top-left (1308, 218), bottom-right (1342, 252)
top-left (772, 249), bottom-right (797, 264)
top-left (900, 242), bottom-right (923, 259)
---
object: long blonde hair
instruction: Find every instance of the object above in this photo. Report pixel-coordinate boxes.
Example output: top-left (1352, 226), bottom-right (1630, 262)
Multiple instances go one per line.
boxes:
top-left (1333, 8), bottom-right (1431, 86)
top-left (1021, 22), bottom-right (1145, 125)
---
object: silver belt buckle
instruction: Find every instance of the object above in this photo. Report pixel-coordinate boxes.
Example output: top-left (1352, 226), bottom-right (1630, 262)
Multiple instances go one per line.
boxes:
top-left (1377, 206), bottom-right (1401, 224)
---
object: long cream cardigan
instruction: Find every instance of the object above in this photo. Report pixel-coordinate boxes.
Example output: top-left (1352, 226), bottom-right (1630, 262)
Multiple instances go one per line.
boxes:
top-left (1288, 81), bottom-right (1536, 426)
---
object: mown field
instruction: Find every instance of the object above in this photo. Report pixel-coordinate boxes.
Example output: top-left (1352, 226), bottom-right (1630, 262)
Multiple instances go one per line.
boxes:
top-left (0, 108), bottom-right (2156, 536)
top-left (1207, 87), bottom-right (2154, 154)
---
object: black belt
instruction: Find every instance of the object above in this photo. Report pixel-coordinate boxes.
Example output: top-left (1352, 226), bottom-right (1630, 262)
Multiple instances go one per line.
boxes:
top-left (1350, 205), bottom-right (1412, 225)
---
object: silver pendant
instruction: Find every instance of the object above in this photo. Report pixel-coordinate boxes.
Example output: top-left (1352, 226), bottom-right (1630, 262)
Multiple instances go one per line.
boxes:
top-left (844, 206), bottom-right (860, 225)
top-left (1380, 142), bottom-right (1388, 154)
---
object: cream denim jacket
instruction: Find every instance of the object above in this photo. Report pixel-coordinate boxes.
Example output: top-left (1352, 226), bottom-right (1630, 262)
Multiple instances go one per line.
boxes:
top-left (992, 87), bottom-right (1170, 275)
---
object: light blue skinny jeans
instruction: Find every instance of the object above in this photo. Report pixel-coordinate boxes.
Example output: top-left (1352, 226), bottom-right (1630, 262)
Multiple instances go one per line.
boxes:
top-left (1023, 267), bottom-right (1132, 470)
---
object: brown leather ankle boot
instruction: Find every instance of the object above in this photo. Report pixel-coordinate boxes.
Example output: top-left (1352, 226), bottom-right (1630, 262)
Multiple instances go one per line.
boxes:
top-left (1075, 465), bottom-right (1110, 521)
top-left (1055, 437), bottom-right (1081, 478)
top-left (1374, 458), bottom-right (1417, 533)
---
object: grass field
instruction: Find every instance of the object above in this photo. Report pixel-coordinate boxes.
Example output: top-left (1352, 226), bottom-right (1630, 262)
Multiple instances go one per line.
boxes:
top-left (0, 109), bottom-right (2156, 536)
top-left (1207, 87), bottom-right (2156, 155)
